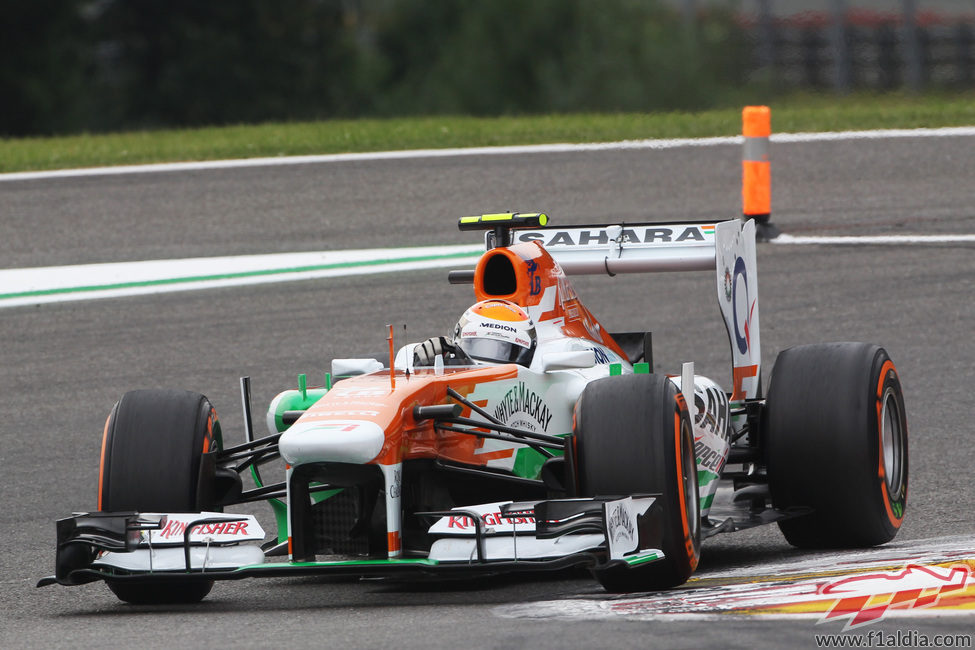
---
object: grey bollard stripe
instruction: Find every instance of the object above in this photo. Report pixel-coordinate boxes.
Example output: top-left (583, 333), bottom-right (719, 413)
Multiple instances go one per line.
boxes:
top-left (743, 136), bottom-right (769, 162)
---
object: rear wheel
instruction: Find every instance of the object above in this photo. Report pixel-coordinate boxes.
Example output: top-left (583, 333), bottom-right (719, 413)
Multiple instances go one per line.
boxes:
top-left (99, 389), bottom-right (221, 604)
top-left (765, 343), bottom-right (908, 548)
top-left (574, 373), bottom-right (700, 592)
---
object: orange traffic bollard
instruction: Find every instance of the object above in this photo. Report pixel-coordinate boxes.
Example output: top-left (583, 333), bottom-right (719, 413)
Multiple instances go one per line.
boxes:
top-left (742, 106), bottom-right (779, 240)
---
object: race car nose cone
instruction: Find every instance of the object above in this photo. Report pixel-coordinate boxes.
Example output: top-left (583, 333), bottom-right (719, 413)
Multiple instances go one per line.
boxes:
top-left (278, 420), bottom-right (385, 465)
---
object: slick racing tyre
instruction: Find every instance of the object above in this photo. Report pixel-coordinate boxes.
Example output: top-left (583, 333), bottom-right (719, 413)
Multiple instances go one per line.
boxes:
top-left (574, 373), bottom-right (700, 592)
top-left (765, 343), bottom-right (908, 548)
top-left (99, 389), bottom-right (222, 604)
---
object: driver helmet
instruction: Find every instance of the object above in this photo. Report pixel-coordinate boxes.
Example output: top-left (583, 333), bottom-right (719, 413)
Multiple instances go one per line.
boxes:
top-left (452, 299), bottom-right (537, 366)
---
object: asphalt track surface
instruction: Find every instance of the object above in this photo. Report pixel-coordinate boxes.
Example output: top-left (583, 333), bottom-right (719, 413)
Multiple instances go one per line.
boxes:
top-left (2, 134), bottom-right (974, 648)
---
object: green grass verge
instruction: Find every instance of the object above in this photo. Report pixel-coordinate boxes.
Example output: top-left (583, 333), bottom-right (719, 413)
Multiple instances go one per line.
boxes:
top-left (3, 92), bottom-right (974, 173)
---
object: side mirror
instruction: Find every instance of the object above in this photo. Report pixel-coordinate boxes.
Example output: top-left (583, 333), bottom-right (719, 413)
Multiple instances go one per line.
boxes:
top-left (331, 358), bottom-right (385, 377)
top-left (541, 350), bottom-right (596, 372)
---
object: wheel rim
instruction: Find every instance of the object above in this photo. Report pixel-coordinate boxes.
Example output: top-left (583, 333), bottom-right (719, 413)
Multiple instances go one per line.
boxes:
top-left (880, 386), bottom-right (905, 500)
top-left (680, 418), bottom-right (700, 540)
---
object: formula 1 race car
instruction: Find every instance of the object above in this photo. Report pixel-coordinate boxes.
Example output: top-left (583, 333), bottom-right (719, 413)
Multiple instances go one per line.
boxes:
top-left (40, 213), bottom-right (909, 603)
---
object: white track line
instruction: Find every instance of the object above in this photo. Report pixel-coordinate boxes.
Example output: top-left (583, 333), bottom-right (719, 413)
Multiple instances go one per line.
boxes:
top-left (4, 126), bottom-right (975, 182)
top-left (0, 139), bottom-right (739, 182)
top-left (772, 233), bottom-right (975, 245)
top-left (0, 245), bottom-right (482, 309)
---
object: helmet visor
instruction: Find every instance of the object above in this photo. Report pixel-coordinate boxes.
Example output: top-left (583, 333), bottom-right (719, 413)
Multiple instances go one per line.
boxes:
top-left (458, 337), bottom-right (534, 366)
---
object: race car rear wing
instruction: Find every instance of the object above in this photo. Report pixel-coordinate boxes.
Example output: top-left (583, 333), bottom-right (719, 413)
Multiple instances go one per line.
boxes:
top-left (458, 214), bottom-right (762, 400)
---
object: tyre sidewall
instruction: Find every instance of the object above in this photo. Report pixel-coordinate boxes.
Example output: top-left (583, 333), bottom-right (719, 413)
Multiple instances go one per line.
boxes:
top-left (766, 343), bottom-right (908, 547)
top-left (575, 374), bottom-right (700, 590)
top-left (98, 389), bottom-right (221, 604)
top-left (100, 389), bottom-right (218, 513)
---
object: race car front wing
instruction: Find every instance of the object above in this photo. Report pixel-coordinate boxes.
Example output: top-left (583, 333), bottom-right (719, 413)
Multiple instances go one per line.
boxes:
top-left (38, 497), bottom-right (666, 588)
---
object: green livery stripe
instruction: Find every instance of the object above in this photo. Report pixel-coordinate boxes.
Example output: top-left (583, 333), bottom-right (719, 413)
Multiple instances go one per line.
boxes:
top-left (624, 551), bottom-right (664, 566)
top-left (244, 558), bottom-right (440, 570)
top-left (697, 468), bottom-right (720, 486)
top-left (700, 493), bottom-right (714, 510)
top-left (512, 433), bottom-right (567, 479)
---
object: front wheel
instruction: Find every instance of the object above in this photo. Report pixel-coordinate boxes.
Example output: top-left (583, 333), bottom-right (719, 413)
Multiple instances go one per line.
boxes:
top-left (765, 343), bottom-right (908, 548)
top-left (99, 389), bottom-right (222, 604)
top-left (574, 373), bottom-right (700, 592)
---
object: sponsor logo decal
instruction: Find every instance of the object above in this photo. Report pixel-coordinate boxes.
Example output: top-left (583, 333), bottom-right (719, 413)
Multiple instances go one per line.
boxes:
top-left (606, 503), bottom-right (635, 545)
top-left (157, 519), bottom-right (251, 540)
top-left (493, 381), bottom-right (553, 432)
top-left (139, 512), bottom-right (264, 545)
top-left (312, 423), bottom-right (360, 432)
top-left (446, 512), bottom-right (535, 529)
top-left (142, 513), bottom-right (266, 544)
top-left (429, 503), bottom-right (537, 534)
top-left (517, 226), bottom-right (709, 248)
top-left (479, 322), bottom-right (518, 333)
top-left (316, 410), bottom-right (379, 417)
top-left (527, 259), bottom-right (542, 296)
top-left (590, 347), bottom-right (612, 364)
top-left (604, 497), bottom-right (653, 559)
top-left (693, 383), bottom-right (729, 440)
top-left (732, 256), bottom-right (756, 355)
top-left (694, 440), bottom-right (726, 473)
top-left (388, 468), bottom-right (401, 499)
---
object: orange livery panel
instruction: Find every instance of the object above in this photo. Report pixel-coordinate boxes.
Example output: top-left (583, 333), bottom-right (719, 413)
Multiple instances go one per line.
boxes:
top-left (292, 365), bottom-right (520, 467)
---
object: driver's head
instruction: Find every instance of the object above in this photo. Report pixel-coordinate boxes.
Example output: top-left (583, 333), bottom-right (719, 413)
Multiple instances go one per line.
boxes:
top-left (453, 300), bottom-right (537, 367)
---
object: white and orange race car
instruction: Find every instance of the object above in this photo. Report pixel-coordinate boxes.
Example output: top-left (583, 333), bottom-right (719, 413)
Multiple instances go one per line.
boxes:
top-left (40, 213), bottom-right (908, 603)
